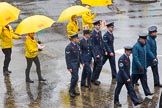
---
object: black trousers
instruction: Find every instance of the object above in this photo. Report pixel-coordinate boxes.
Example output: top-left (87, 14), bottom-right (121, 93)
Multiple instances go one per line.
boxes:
top-left (25, 56), bottom-right (42, 80)
top-left (114, 82), bottom-right (139, 105)
top-left (132, 74), bottom-right (151, 96)
top-left (103, 55), bottom-right (117, 78)
top-left (2, 48), bottom-right (12, 72)
top-left (151, 64), bottom-right (160, 85)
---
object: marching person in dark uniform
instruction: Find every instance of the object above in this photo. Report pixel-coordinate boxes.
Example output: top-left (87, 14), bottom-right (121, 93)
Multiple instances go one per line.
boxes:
top-left (114, 46), bottom-right (142, 107)
top-left (146, 26), bottom-right (162, 87)
top-left (91, 20), bottom-right (106, 85)
top-left (103, 22), bottom-right (117, 79)
top-left (131, 33), bottom-right (153, 97)
top-left (80, 30), bottom-right (93, 89)
top-left (65, 33), bottom-right (84, 97)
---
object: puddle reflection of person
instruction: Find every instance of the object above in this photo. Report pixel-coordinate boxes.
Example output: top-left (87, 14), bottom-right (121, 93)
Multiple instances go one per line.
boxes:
top-left (4, 76), bottom-right (16, 108)
top-left (26, 82), bottom-right (44, 108)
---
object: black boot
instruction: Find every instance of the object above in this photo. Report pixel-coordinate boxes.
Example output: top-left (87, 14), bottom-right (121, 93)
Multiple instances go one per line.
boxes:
top-left (25, 69), bottom-right (33, 83)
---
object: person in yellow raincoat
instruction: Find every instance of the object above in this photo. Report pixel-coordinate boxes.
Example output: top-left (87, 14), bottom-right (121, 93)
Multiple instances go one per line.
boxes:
top-left (82, 5), bottom-right (96, 31)
top-left (0, 25), bottom-right (22, 75)
top-left (25, 32), bottom-right (46, 83)
top-left (67, 15), bottom-right (80, 39)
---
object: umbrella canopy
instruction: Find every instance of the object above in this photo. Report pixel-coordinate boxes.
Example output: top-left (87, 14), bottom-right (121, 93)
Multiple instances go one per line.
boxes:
top-left (57, 5), bottom-right (90, 22)
top-left (81, 0), bottom-right (112, 6)
top-left (0, 2), bottom-right (20, 26)
top-left (15, 15), bottom-right (55, 35)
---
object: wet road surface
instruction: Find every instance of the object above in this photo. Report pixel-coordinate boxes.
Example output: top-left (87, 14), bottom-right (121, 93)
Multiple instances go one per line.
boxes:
top-left (0, 0), bottom-right (162, 107)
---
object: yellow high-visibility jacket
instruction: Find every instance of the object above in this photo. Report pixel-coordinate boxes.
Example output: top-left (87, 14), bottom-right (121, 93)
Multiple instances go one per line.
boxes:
top-left (25, 35), bottom-right (38, 58)
top-left (0, 25), bottom-right (20, 49)
top-left (82, 12), bottom-right (96, 31)
top-left (67, 20), bottom-right (79, 39)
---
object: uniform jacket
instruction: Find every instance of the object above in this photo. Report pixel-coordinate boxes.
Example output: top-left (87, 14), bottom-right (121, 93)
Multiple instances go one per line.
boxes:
top-left (0, 25), bottom-right (19, 49)
top-left (67, 20), bottom-right (79, 39)
top-left (25, 35), bottom-right (38, 58)
top-left (132, 41), bottom-right (147, 74)
top-left (79, 37), bottom-right (93, 63)
top-left (117, 54), bottom-right (130, 83)
top-left (146, 35), bottom-right (157, 66)
top-left (65, 42), bottom-right (83, 69)
top-left (82, 12), bottom-right (96, 31)
top-left (90, 29), bottom-right (105, 60)
top-left (103, 31), bottom-right (115, 53)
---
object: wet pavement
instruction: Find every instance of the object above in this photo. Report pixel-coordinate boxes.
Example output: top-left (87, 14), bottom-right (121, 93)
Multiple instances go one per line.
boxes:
top-left (0, 0), bottom-right (162, 108)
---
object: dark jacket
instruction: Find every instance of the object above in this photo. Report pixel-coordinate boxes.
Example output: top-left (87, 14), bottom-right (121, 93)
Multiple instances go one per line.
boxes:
top-left (132, 41), bottom-right (147, 74)
top-left (146, 35), bottom-right (157, 66)
top-left (79, 38), bottom-right (93, 63)
top-left (65, 42), bottom-right (83, 69)
top-left (103, 31), bottom-right (115, 53)
top-left (117, 54), bottom-right (130, 83)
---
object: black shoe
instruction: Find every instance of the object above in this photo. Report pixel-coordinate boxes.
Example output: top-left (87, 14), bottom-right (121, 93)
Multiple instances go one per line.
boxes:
top-left (134, 101), bottom-right (142, 106)
top-left (114, 101), bottom-right (122, 107)
top-left (3, 71), bottom-right (9, 76)
top-left (69, 92), bottom-right (75, 97)
top-left (26, 79), bottom-right (34, 83)
top-left (135, 83), bottom-right (139, 86)
top-left (93, 81), bottom-right (101, 85)
top-left (39, 78), bottom-right (46, 82)
top-left (146, 93), bottom-right (154, 96)
top-left (7, 70), bottom-right (12, 73)
top-left (154, 84), bottom-right (162, 87)
top-left (74, 91), bottom-right (80, 96)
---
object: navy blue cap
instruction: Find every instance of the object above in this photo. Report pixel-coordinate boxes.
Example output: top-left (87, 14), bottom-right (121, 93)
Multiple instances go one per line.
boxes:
top-left (83, 30), bottom-right (90, 35)
top-left (148, 26), bottom-right (157, 32)
top-left (106, 22), bottom-right (114, 27)
top-left (138, 33), bottom-right (148, 39)
top-left (93, 20), bottom-right (100, 25)
top-left (70, 33), bottom-right (78, 39)
top-left (124, 46), bottom-right (133, 50)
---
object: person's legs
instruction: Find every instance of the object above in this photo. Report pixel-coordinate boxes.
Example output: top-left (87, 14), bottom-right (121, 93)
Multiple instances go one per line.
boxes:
top-left (25, 57), bottom-right (33, 82)
top-left (151, 65), bottom-right (160, 86)
top-left (2, 48), bottom-right (12, 74)
top-left (109, 56), bottom-right (117, 78)
top-left (33, 56), bottom-right (46, 81)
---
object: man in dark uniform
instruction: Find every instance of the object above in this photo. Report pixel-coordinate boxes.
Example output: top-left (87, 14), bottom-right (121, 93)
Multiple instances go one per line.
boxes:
top-left (114, 46), bottom-right (142, 107)
top-left (131, 33), bottom-right (153, 97)
top-left (80, 30), bottom-right (93, 89)
top-left (91, 20), bottom-right (106, 85)
top-left (65, 33), bottom-right (84, 97)
top-left (146, 26), bottom-right (162, 87)
top-left (103, 22), bottom-right (117, 79)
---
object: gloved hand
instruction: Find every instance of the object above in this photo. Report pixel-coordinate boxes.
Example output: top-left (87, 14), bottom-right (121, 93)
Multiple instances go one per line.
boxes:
top-left (139, 67), bottom-right (144, 72)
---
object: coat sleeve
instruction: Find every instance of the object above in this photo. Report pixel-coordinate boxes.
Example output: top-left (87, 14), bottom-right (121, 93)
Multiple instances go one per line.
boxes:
top-left (103, 34), bottom-right (109, 52)
top-left (118, 59), bottom-right (129, 81)
top-left (65, 46), bottom-right (72, 69)
top-left (132, 46), bottom-right (142, 68)
top-left (79, 42), bottom-right (84, 64)
top-left (146, 41), bottom-right (156, 60)
top-left (9, 26), bottom-right (20, 39)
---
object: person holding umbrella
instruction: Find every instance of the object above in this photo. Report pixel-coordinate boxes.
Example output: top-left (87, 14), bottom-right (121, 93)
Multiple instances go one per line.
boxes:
top-left (15, 15), bottom-right (55, 83)
top-left (67, 15), bottom-right (80, 40)
top-left (0, 24), bottom-right (22, 75)
top-left (25, 32), bottom-right (46, 83)
top-left (82, 5), bottom-right (96, 31)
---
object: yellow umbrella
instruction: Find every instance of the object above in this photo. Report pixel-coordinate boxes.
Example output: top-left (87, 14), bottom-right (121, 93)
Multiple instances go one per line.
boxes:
top-left (81, 0), bottom-right (112, 6)
top-left (57, 5), bottom-right (90, 22)
top-left (15, 15), bottom-right (55, 35)
top-left (0, 2), bottom-right (20, 26)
